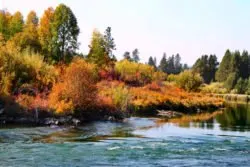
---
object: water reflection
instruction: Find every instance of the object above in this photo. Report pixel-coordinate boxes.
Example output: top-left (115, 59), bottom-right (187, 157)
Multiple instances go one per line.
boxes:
top-left (216, 103), bottom-right (250, 131)
top-left (164, 103), bottom-right (250, 132)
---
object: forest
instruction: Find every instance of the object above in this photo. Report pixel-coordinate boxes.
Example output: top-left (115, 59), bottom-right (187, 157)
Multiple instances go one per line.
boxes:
top-left (0, 3), bottom-right (238, 123)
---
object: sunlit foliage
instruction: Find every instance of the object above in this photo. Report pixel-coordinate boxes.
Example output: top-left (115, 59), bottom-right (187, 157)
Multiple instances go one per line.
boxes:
top-left (115, 59), bottom-right (154, 85)
top-left (49, 58), bottom-right (97, 113)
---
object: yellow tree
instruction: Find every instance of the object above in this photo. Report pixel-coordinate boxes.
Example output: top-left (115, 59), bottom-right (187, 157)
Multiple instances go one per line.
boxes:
top-left (0, 10), bottom-right (11, 39)
top-left (9, 11), bottom-right (41, 52)
top-left (38, 7), bottom-right (54, 60)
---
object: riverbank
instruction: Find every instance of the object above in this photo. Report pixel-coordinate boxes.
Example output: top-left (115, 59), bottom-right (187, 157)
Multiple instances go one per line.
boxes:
top-left (0, 81), bottom-right (224, 126)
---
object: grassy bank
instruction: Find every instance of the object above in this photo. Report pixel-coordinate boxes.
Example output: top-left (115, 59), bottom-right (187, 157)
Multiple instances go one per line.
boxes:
top-left (212, 94), bottom-right (250, 103)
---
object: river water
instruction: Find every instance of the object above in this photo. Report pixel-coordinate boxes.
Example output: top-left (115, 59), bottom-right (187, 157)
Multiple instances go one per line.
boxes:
top-left (1, 103), bottom-right (250, 167)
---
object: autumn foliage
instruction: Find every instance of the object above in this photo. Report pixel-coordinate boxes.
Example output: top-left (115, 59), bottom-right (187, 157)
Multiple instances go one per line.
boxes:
top-left (49, 58), bottom-right (97, 114)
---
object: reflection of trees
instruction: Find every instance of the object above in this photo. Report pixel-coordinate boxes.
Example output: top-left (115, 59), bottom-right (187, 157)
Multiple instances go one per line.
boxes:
top-left (216, 103), bottom-right (250, 131)
top-left (164, 111), bottom-right (223, 129)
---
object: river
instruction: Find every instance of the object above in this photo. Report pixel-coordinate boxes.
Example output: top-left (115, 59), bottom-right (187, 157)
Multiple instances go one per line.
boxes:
top-left (0, 103), bottom-right (250, 166)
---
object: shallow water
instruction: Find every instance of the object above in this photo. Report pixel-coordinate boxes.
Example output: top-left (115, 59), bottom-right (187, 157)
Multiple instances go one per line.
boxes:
top-left (1, 103), bottom-right (250, 167)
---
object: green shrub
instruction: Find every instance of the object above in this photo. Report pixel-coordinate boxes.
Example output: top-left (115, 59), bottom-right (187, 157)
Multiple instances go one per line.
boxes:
top-left (200, 82), bottom-right (228, 94)
top-left (176, 70), bottom-right (203, 92)
top-left (152, 71), bottom-right (167, 82)
top-left (167, 74), bottom-right (178, 82)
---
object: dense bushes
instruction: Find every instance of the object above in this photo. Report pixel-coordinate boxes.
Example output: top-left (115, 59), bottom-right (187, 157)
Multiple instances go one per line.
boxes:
top-left (176, 70), bottom-right (203, 92)
top-left (115, 59), bottom-right (154, 85)
top-left (200, 82), bottom-right (228, 94)
top-left (97, 81), bottom-right (131, 113)
top-left (97, 81), bottom-right (223, 115)
top-left (0, 47), bottom-right (56, 95)
top-left (49, 58), bottom-right (97, 114)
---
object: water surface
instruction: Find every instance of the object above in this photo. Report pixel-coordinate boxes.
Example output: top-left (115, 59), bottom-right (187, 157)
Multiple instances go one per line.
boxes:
top-left (1, 103), bottom-right (250, 166)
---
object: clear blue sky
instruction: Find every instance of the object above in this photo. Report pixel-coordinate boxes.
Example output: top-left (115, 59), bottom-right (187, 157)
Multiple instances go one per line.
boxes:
top-left (2, 0), bottom-right (250, 65)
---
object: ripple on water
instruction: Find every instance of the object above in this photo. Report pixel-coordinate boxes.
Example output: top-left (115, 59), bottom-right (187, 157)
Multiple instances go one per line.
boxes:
top-left (1, 113), bottom-right (250, 167)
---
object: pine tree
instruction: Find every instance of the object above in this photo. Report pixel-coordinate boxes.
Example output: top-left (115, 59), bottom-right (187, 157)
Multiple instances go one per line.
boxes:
top-left (159, 53), bottom-right (167, 73)
top-left (103, 27), bottom-right (116, 60)
top-left (123, 51), bottom-right (131, 61)
top-left (52, 4), bottom-right (80, 62)
top-left (132, 48), bottom-right (140, 62)
top-left (148, 56), bottom-right (157, 70)
top-left (216, 49), bottom-right (232, 82)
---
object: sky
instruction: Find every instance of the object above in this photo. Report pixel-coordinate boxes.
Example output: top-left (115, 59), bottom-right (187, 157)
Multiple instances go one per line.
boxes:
top-left (1, 0), bottom-right (250, 65)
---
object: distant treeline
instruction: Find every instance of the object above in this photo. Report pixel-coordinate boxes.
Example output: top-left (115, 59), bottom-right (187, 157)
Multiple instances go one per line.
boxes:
top-left (192, 50), bottom-right (250, 94)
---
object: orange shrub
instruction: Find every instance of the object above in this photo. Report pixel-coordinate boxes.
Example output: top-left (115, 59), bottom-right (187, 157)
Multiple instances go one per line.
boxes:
top-left (130, 83), bottom-right (223, 112)
top-left (48, 82), bottom-right (74, 114)
top-left (16, 94), bottom-right (49, 111)
top-left (49, 58), bottom-right (98, 114)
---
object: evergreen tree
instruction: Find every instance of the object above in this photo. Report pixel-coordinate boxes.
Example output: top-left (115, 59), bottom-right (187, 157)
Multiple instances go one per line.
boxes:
top-left (166, 55), bottom-right (175, 74)
top-left (183, 64), bottom-right (189, 70)
top-left (123, 51), bottom-right (131, 61)
top-left (174, 53), bottom-right (182, 74)
top-left (148, 56), bottom-right (157, 70)
top-left (52, 4), bottom-right (80, 62)
top-left (159, 53), bottom-right (167, 73)
top-left (239, 50), bottom-right (249, 79)
top-left (132, 48), bottom-right (140, 62)
top-left (103, 27), bottom-right (116, 60)
top-left (216, 49), bottom-right (232, 82)
top-left (193, 54), bottom-right (218, 83)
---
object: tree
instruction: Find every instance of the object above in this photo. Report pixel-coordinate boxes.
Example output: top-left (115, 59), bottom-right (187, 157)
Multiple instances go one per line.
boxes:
top-left (87, 29), bottom-right (108, 66)
top-left (193, 54), bottom-right (218, 83)
top-left (174, 53), bottom-right (182, 74)
top-left (148, 56), bottom-right (157, 70)
top-left (208, 55), bottom-right (218, 82)
top-left (132, 48), bottom-right (140, 62)
top-left (103, 27), bottom-right (116, 60)
top-left (159, 53), bottom-right (167, 73)
top-left (216, 50), bottom-right (232, 82)
top-left (8, 11), bottom-right (24, 38)
top-left (235, 78), bottom-right (248, 94)
top-left (0, 10), bottom-right (11, 39)
top-left (38, 7), bottom-right (54, 60)
top-left (224, 72), bottom-right (238, 90)
top-left (239, 50), bottom-right (250, 79)
top-left (26, 11), bottom-right (38, 26)
top-left (123, 51), bottom-right (131, 61)
top-left (166, 55), bottom-right (175, 74)
top-left (52, 4), bottom-right (80, 62)
top-left (7, 11), bottom-right (41, 52)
